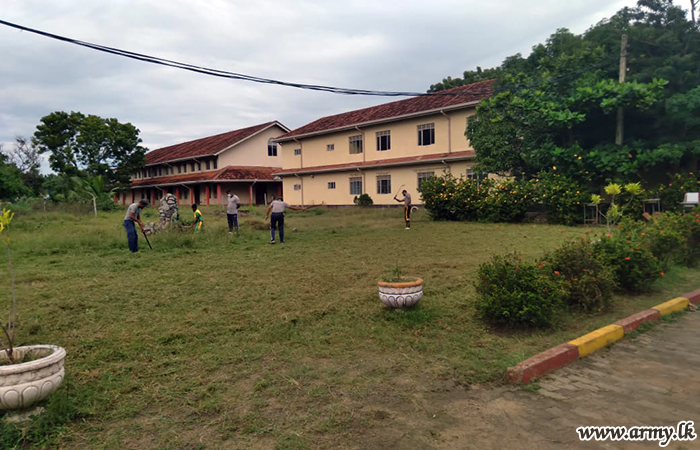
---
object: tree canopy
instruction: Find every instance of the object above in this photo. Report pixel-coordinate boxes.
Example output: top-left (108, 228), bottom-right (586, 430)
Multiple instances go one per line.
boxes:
top-left (32, 111), bottom-right (147, 188)
top-left (0, 151), bottom-right (31, 200)
top-left (432, 0), bottom-right (700, 186)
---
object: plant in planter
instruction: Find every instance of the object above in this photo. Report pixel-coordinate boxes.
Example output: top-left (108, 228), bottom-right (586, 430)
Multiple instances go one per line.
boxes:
top-left (0, 208), bottom-right (66, 412)
top-left (377, 266), bottom-right (423, 308)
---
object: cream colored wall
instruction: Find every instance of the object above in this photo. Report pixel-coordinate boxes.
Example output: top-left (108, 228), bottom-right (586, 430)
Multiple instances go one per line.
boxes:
top-left (217, 124), bottom-right (286, 168)
top-left (280, 160), bottom-right (476, 206)
top-left (278, 108), bottom-right (475, 171)
top-left (282, 177), bottom-right (304, 205)
top-left (448, 109), bottom-right (476, 153)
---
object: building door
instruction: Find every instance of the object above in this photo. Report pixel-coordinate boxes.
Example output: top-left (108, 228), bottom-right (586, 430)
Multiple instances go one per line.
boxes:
top-left (194, 186), bottom-right (201, 205)
top-left (255, 185), bottom-right (267, 205)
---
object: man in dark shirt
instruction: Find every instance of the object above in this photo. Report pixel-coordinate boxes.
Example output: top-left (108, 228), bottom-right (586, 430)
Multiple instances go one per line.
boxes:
top-left (394, 190), bottom-right (412, 229)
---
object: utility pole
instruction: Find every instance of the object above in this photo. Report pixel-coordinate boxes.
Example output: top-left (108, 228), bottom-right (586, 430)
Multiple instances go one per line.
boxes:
top-left (615, 33), bottom-right (628, 146)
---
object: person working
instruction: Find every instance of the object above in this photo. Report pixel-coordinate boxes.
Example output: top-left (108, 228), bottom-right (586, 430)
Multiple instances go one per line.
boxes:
top-left (263, 196), bottom-right (306, 244)
top-left (394, 190), bottom-right (412, 229)
top-left (187, 203), bottom-right (204, 233)
top-left (226, 191), bottom-right (241, 234)
top-left (124, 199), bottom-right (148, 252)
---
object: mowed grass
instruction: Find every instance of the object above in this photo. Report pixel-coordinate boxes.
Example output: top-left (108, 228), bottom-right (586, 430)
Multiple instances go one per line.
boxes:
top-left (2, 206), bottom-right (700, 449)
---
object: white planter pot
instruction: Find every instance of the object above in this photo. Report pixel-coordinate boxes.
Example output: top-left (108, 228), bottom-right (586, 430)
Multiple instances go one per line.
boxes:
top-left (0, 345), bottom-right (66, 411)
top-left (378, 278), bottom-right (423, 308)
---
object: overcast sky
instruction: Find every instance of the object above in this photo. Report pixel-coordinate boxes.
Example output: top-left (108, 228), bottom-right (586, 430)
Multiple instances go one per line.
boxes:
top-left (1, 0), bottom-right (640, 173)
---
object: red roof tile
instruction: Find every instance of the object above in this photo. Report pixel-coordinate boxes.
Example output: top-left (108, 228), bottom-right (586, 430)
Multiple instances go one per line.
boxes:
top-left (276, 80), bottom-right (494, 141)
top-left (274, 150), bottom-right (475, 175)
top-left (145, 122), bottom-right (283, 165)
top-left (216, 166), bottom-right (277, 181)
top-left (131, 165), bottom-right (278, 186)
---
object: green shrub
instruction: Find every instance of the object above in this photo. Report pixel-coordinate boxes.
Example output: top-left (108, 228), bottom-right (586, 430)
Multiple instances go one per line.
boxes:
top-left (653, 172), bottom-right (700, 213)
top-left (420, 175), bottom-right (534, 223)
top-left (353, 193), bottom-right (374, 207)
top-left (545, 238), bottom-right (616, 312)
top-left (474, 252), bottom-right (565, 328)
top-left (480, 179), bottom-right (535, 223)
top-left (532, 172), bottom-right (590, 225)
top-left (593, 234), bottom-right (662, 293)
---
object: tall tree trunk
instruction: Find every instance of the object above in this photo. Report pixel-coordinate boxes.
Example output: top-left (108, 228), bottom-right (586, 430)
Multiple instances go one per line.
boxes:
top-left (92, 195), bottom-right (97, 216)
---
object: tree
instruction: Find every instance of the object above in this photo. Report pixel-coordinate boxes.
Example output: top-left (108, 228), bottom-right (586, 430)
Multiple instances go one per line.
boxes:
top-left (434, 0), bottom-right (700, 186)
top-left (32, 111), bottom-right (147, 187)
top-left (9, 136), bottom-right (44, 195)
top-left (428, 66), bottom-right (502, 93)
top-left (0, 153), bottom-right (31, 200)
top-left (690, 0), bottom-right (698, 26)
top-left (9, 136), bottom-right (40, 173)
top-left (72, 176), bottom-right (113, 216)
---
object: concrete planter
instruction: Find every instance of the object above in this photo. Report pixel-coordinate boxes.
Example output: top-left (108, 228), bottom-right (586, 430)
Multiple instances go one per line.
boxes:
top-left (0, 345), bottom-right (66, 411)
top-left (378, 278), bottom-right (423, 308)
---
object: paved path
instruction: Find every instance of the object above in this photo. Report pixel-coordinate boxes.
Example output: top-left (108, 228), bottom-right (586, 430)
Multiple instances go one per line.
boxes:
top-left (359, 312), bottom-right (700, 449)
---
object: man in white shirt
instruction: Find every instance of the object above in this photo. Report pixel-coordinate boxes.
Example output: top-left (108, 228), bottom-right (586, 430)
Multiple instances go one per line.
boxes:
top-left (263, 196), bottom-right (306, 244)
top-left (226, 190), bottom-right (241, 234)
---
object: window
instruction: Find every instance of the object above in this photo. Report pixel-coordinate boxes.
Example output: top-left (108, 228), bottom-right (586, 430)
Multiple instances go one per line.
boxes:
top-left (467, 169), bottom-right (487, 181)
top-left (417, 171), bottom-right (435, 190)
top-left (377, 175), bottom-right (391, 194)
top-left (213, 159), bottom-right (218, 169)
top-left (376, 130), bottom-right (391, 151)
top-left (183, 164), bottom-right (187, 173)
top-left (206, 161), bottom-right (210, 170)
top-left (328, 182), bottom-right (336, 189)
top-left (349, 135), bottom-right (363, 154)
top-left (158, 167), bottom-right (162, 176)
top-left (268, 141), bottom-right (278, 157)
top-left (418, 123), bottom-right (435, 146)
top-left (350, 177), bottom-right (362, 195)
top-left (178, 165), bottom-right (182, 174)
top-left (327, 144), bottom-right (334, 151)
top-left (294, 184), bottom-right (301, 190)
top-left (197, 162), bottom-right (201, 171)
top-left (294, 148), bottom-right (301, 156)
top-left (191, 162), bottom-right (196, 172)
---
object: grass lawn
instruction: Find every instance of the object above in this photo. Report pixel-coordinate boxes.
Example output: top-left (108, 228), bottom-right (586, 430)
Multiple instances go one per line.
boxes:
top-left (1, 205), bottom-right (699, 449)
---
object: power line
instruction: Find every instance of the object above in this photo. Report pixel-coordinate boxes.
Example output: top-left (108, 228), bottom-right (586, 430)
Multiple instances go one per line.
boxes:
top-left (0, 18), bottom-right (622, 101)
top-left (0, 19), bottom-right (468, 98)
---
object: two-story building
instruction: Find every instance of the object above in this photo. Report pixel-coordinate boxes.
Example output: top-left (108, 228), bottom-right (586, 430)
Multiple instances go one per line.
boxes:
top-left (273, 80), bottom-right (494, 206)
top-left (120, 121), bottom-right (289, 206)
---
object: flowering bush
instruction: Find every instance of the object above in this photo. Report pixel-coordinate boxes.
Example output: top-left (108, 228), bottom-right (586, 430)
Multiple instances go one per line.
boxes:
top-left (421, 173), bottom-right (594, 225)
top-left (474, 252), bottom-right (566, 328)
top-left (480, 179), bottom-right (535, 222)
top-left (532, 172), bottom-right (590, 225)
top-left (654, 172), bottom-right (700, 213)
top-left (593, 234), bottom-right (662, 293)
top-left (620, 209), bottom-right (700, 267)
top-left (545, 238), bottom-right (616, 312)
top-left (420, 175), bottom-right (536, 223)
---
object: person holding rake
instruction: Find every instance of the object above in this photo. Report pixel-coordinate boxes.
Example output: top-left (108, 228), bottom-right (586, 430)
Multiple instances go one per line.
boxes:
top-left (394, 189), bottom-right (412, 229)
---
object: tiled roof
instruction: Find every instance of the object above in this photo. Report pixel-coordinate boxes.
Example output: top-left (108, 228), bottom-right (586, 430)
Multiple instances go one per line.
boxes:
top-left (274, 150), bottom-right (475, 176)
top-left (276, 80), bottom-right (494, 141)
top-left (145, 122), bottom-right (284, 165)
top-left (131, 165), bottom-right (278, 186)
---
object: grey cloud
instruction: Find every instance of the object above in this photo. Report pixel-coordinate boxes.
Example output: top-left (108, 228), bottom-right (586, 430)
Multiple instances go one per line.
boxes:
top-left (1, 0), bottom-right (637, 170)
